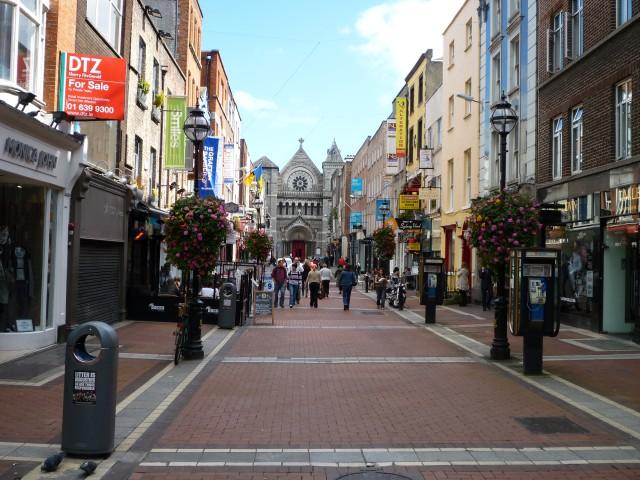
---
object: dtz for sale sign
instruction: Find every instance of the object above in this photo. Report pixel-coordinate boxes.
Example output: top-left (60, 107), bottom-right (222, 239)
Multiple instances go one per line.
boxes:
top-left (58, 52), bottom-right (126, 120)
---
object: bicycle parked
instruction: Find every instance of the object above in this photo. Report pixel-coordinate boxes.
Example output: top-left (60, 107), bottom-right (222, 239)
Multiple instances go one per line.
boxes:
top-left (173, 301), bottom-right (189, 365)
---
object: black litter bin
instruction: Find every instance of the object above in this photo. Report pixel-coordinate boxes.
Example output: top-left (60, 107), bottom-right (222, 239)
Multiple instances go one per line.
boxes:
top-left (218, 282), bottom-right (236, 329)
top-left (61, 321), bottom-right (118, 456)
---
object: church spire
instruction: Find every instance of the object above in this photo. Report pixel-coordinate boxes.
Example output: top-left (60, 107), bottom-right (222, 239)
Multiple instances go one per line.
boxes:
top-left (324, 139), bottom-right (344, 164)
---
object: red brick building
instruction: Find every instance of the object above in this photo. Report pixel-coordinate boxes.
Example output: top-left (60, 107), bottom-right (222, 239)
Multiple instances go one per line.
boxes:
top-left (536, 0), bottom-right (639, 335)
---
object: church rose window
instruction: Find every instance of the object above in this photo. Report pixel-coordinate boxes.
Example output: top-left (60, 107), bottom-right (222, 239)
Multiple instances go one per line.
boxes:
top-left (292, 175), bottom-right (308, 191)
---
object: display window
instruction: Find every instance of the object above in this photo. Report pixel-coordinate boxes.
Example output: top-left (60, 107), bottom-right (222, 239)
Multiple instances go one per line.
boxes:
top-left (0, 180), bottom-right (52, 332)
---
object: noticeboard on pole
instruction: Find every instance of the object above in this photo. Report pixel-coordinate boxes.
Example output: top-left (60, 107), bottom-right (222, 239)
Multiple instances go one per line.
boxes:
top-left (254, 290), bottom-right (274, 324)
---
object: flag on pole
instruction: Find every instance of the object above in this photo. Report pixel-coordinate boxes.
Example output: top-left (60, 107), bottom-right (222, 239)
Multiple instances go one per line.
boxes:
top-left (258, 176), bottom-right (265, 192)
top-left (243, 172), bottom-right (255, 186)
top-left (254, 164), bottom-right (263, 180)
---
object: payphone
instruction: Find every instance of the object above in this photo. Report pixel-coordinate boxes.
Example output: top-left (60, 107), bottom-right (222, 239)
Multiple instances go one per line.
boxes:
top-left (422, 257), bottom-right (444, 324)
top-left (508, 248), bottom-right (560, 374)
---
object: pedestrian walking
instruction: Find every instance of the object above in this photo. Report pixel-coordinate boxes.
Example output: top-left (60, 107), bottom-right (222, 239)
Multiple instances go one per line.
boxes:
top-left (457, 263), bottom-right (470, 307)
top-left (479, 267), bottom-right (493, 311)
top-left (339, 264), bottom-right (357, 310)
top-left (334, 264), bottom-right (344, 293)
top-left (356, 261), bottom-right (361, 276)
top-left (374, 269), bottom-right (388, 309)
top-left (338, 256), bottom-right (346, 268)
top-left (271, 259), bottom-right (288, 308)
top-left (319, 263), bottom-right (332, 298)
top-left (306, 263), bottom-right (322, 308)
top-left (301, 260), bottom-right (311, 297)
top-left (287, 260), bottom-right (302, 308)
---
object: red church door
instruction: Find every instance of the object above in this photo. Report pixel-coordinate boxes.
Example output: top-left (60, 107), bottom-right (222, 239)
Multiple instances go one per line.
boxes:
top-left (291, 241), bottom-right (306, 260)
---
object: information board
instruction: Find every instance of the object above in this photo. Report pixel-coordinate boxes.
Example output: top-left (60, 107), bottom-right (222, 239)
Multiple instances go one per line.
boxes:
top-left (254, 290), bottom-right (274, 324)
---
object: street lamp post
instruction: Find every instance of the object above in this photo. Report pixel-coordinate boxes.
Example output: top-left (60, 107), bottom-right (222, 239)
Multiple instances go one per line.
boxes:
top-left (182, 108), bottom-right (211, 360)
top-left (489, 94), bottom-right (518, 361)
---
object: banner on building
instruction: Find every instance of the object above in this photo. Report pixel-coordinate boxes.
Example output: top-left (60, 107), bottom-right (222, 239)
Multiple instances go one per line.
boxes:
top-left (399, 194), bottom-right (420, 210)
top-left (395, 97), bottom-right (407, 158)
top-left (350, 211), bottom-right (363, 229)
top-left (419, 149), bottom-right (433, 170)
top-left (351, 177), bottom-right (363, 197)
top-left (200, 136), bottom-right (222, 198)
top-left (223, 144), bottom-right (235, 184)
top-left (163, 96), bottom-right (187, 169)
top-left (58, 52), bottom-right (126, 120)
top-left (375, 199), bottom-right (391, 221)
top-left (386, 119), bottom-right (398, 172)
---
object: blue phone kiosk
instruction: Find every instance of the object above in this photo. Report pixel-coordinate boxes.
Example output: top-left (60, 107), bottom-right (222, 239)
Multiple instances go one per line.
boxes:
top-left (508, 248), bottom-right (560, 374)
top-left (423, 257), bottom-right (444, 324)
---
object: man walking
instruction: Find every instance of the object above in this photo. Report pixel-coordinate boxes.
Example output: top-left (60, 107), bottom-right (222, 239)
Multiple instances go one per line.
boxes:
top-left (479, 267), bottom-right (493, 311)
top-left (271, 259), bottom-right (287, 308)
top-left (319, 263), bottom-right (332, 298)
top-left (287, 260), bottom-right (302, 308)
top-left (339, 264), bottom-right (357, 310)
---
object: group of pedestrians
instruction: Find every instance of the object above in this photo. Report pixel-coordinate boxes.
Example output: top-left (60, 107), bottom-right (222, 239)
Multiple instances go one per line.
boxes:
top-left (270, 257), bottom-right (359, 310)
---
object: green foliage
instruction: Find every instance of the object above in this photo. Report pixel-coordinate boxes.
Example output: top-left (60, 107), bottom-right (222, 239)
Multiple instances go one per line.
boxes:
top-left (164, 196), bottom-right (229, 276)
top-left (372, 225), bottom-right (396, 260)
top-left (137, 78), bottom-right (151, 94)
top-left (467, 191), bottom-right (542, 268)
top-left (153, 91), bottom-right (165, 107)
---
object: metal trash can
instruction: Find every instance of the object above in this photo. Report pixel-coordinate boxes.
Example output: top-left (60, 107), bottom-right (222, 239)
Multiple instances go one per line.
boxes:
top-left (218, 282), bottom-right (237, 329)
top-left (61, 321), bottom-right (118, 456)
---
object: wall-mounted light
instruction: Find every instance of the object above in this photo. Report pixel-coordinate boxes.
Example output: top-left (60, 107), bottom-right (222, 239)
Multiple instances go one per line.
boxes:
top-left (158, 30), bottom-right (173, 40)
top-left (145, 6), bottom-right (162, 18)
top-left (50, 111), bottom-right (73, 128)
top-left (16, 91), bottom-right (36, 111)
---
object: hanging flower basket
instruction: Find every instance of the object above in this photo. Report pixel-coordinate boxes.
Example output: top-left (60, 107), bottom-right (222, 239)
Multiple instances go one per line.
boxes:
top-left (467, 191), bottom-right (542, 268)
top-left (164, 196), bottom-right (229, 276)
top-left (372, 225), bottom-right (396, 260)
top-left (244, 230), bottom-right (272, 263)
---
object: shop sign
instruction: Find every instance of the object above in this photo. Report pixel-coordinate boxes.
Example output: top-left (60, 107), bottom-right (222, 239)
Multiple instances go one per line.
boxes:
top-left (419, 149), bottom-right (433, 170)
top-left (398, 219), bottom-right (422, 231)
top-left (3, 137), bottom-right (58, 170)
top-left (601, 185), bottom-right (640, 217)
top-left (164, 96), bottom-right (187, 169)
top-left (395, 97), bottom-right (407, 158)
top-left (58, 52), bottom-right (126, 120)
top-left (399, 194), bottom-right (420, 210)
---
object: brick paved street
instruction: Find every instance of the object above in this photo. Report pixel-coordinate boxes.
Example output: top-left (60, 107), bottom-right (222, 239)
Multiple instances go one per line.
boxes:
top-left (2, 289), bottom-right (640, 479)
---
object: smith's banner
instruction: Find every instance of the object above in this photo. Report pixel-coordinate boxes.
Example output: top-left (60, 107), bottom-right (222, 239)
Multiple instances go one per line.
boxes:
top-left (58, 52), bottom-right (126, 120)
top-left (164, 96), bottom-right (187, 169)
top-left (395, 97), bottom-right (407, 158)
top-left (201, 136), bottom-right (222, 198)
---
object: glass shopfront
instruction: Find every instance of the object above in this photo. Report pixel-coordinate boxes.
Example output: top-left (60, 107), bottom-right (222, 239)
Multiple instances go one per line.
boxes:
top-left (0, 179), bottom-right (56, 333)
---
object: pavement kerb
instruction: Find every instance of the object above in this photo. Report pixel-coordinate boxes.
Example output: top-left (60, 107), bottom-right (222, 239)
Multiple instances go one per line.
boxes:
top-left (358, 288), bottom-right (640, 442)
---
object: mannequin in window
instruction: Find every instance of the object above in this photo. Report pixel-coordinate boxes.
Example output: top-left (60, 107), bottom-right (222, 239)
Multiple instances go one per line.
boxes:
top-left (12, 245), bottom-right (33, 318)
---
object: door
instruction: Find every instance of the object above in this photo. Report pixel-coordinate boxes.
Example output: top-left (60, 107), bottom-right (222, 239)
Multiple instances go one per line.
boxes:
top-left (602, 228), bottom-right (632, 333)
top-left (291, 241), bottom-right (305, 260)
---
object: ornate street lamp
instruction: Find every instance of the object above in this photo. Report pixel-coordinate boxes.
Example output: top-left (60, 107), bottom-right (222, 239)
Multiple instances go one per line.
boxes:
top-left (489, 94), bottom-right (518, 360)
top-left (181, 108), bottom-right (211, 360)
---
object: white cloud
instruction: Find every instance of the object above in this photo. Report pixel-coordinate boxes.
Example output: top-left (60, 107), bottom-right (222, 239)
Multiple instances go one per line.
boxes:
top-left (235, 90), bottom-right (277, 113)
top-left (338, 25), bottom-right (352, 35)
top-left (352, 0), bottom-right (463, 76)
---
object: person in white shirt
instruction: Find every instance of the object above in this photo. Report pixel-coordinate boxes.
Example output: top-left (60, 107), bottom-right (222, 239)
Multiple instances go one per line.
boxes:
top-left (319, 264), bottom-right (332, 298)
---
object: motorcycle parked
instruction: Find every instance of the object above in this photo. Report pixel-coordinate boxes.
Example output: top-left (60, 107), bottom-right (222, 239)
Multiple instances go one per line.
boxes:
top-left (386, 282), bottom-right (406, 310)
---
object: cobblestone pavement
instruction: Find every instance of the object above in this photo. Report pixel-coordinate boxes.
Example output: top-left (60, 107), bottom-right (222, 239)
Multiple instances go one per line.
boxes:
top-left (2, 289), bottom-right (640, 479)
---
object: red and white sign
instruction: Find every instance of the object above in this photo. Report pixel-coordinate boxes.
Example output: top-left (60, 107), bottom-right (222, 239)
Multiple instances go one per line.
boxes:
top-left (58, 52), bottom-right (127, 120)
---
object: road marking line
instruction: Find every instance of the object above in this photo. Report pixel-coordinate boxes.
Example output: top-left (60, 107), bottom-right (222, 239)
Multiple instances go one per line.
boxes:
top-left (441, 306), bottom-right (487, 320)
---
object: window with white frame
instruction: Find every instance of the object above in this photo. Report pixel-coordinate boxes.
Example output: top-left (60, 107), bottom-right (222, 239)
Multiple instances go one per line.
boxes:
top-left (617, 0), bottom-right (632, 26)
top-left (616, 79), bottom-right (632, 159)
top-left (509, 123), bottom-right (520, 180)
top-left (138, 37), bottom-right (146, 78)
top-left (134, 136), bottom-right (143, 181)
top-left (571, 0), bottom-right (584, 58)
top-left (0, 1), bottom-right (47, 95)
top-left (491, 132), bottom-right (500, 186)
top-left (436, 117), bottom-right (442, 146)
top-left (510, 36), bottom-right (520, 90)
top-left (465, 19), bottom-right (472, 49)
top-left (492, 0), bottom-right (501, 36)
top-left (448, 95), bottom-right (454, 127)
top-left (571, 106), bottom-right (583, 173)
top-left (152, 58), bottom-right (159, 98)
top-left (548, 12), bottom-right (564, 72)
top-left (86, 0), bottom-right (123, 51)
top-left (448, 159), bottom-right (454, 211)
top-left (492, 53), bottom-right (501, 102)
top-left (464, 149), bottom-right (471, 205)
top-left (449, 41), bottom-right (455, 66)
top-left (150, 147), bottom-right (157, 196)
top-left (464, 78), bottom-right (472, 115)
top-left (510, 0), bottom-right (520, 17)
top-left (552, 116), bottom-right (563, 179)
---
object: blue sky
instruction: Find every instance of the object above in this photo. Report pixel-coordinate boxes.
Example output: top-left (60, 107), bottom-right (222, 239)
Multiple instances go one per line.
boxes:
top-left (201, 0), bottom-right (464, 169)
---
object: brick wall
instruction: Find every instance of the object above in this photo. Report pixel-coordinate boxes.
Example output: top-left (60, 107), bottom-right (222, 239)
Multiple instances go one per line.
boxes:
top-left (43, 0), bottom-right (77, 109)
top-left (537, 1), bottom-right (640, 185)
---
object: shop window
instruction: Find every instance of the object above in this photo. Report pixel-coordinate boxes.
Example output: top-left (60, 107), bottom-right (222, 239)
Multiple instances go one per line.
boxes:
top-left (0, 1), bottom-right (46, 95)
top-left (0, 183), bottom-right (47, 332)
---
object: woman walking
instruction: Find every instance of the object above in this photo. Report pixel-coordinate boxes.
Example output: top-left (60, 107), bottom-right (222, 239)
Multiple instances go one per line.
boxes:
top-left (339, 264), bottom-right (357, 311)
top-left (456, 262), bottom-right (470, 307)
top-left (319, 263), bottom-right (332, 298)
top-left (374, 269), bottom-right (388, 309)
top-left (306, 263), bottom-right (322, 308)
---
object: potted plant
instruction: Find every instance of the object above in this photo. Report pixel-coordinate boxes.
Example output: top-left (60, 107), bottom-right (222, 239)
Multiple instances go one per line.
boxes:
top-left (244, 230), bottom-right (272, 263)
top-left (467, 191), bottom-right (542, 269)
top-left (136, 78), bottom-right (150, 109)
top-left (151, 91), bottom-right (164, 121)
top-left (372, 225), bottom-right (396, 260)
top-left (164, 196), bottom-right (229, 277)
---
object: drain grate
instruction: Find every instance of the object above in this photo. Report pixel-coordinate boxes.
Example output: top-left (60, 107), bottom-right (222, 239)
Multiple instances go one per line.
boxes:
top-left (515, 416), bottom-right (589, 434)
top-left (360, 311), bottom-right (385, 315)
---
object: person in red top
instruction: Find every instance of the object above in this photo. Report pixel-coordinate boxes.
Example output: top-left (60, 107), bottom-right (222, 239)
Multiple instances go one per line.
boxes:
top-left (338, 256), bottom-right (346, 268)
top-left (271, 259), bottom-right (288, 308)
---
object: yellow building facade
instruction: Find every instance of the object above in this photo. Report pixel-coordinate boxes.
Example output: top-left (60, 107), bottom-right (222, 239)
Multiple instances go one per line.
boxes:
top-left (440, 0), bottom-right (480, 288)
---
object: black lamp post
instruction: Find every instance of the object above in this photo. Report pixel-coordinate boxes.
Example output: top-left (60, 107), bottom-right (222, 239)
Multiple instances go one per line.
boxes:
top-left (489, 94), bottom-right (518, 360)
top-left (181, 108), bottom-right (211, 360)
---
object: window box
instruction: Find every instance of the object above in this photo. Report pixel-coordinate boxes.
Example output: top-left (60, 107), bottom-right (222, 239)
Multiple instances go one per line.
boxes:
top-left (136, 87), bottom-right (148, 110)
top-left (151, 105), bottom-right (161, 122)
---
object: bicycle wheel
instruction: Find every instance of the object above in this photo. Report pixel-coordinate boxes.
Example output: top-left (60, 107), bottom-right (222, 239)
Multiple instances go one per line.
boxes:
top-left (174, 328), bottom-right (184, 365)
